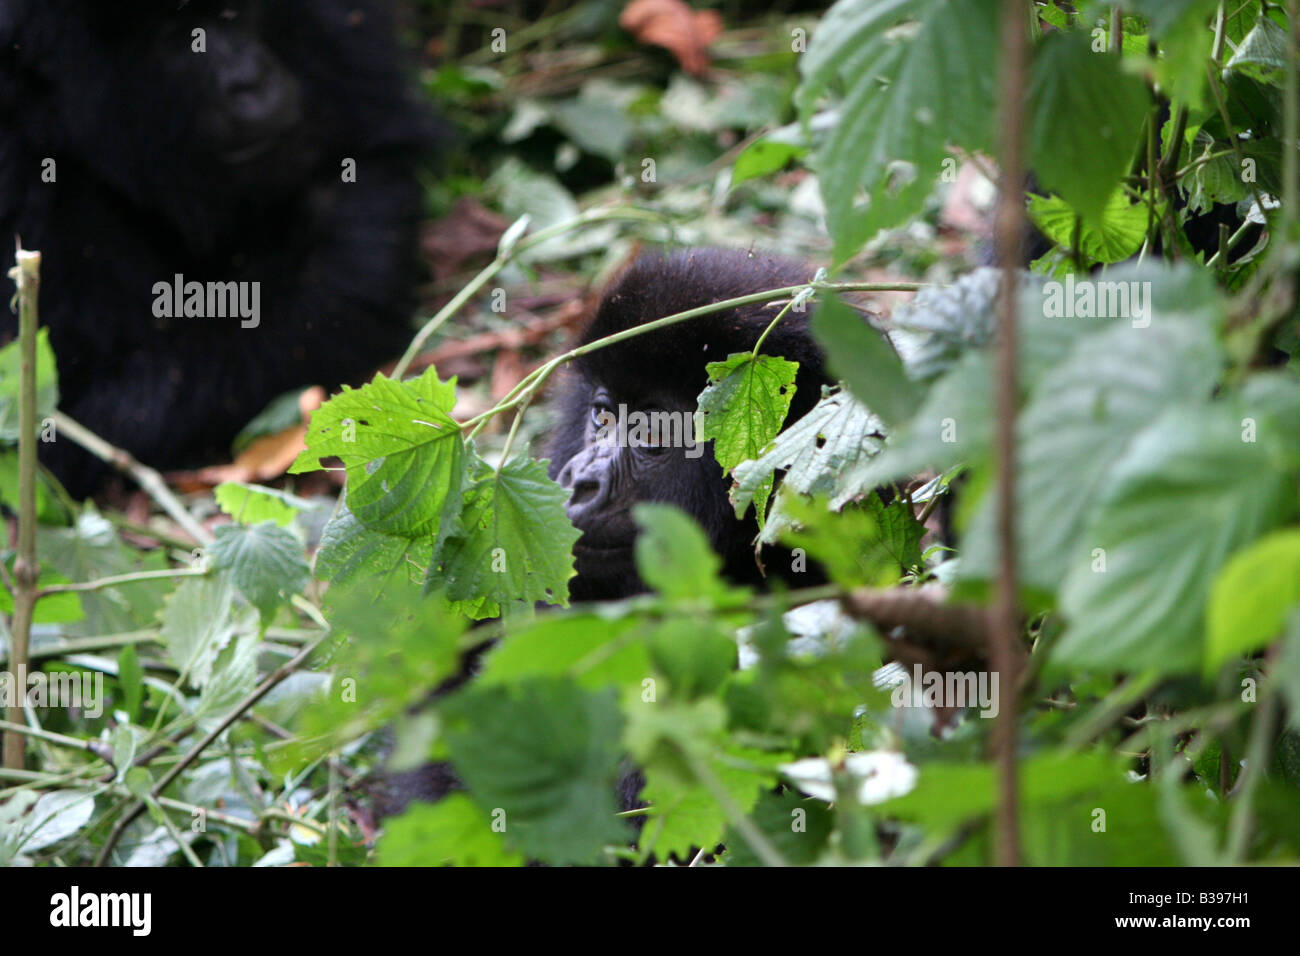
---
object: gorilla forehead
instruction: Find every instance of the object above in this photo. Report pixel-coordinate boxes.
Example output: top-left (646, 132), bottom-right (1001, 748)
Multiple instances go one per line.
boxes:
top-left (575, 249), bottom-right (820, 399)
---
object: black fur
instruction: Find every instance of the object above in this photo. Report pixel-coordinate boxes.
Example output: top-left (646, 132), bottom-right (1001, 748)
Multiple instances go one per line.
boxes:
top-left (547, 248), bottom-right (830, 600)
top-left (0, 0), bottom-right (435, 494)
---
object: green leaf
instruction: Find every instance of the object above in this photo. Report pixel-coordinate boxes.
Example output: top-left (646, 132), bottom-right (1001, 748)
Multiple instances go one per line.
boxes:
top-left (1023, 777), bottom-right (1182, 866)
top-left (214, 482), bottom-right (313, 527)
top-left (443, 679), bottom-right (628, 864)
top-left (14, 790), bottom-right (94, 853)
top-left (799, 0), bottom-right (1000, 259)
top-left (731, 136), bottom-right (806, 187)
top-left (231, 389), bottom-right (308, 452)
top-left (779, 494), bottom-right (895, 589)
top-left (477, 614), bottom-right (650, 692)
top-left (117, 643), bottom-right (143, 721)
top-left (548, 86), bottom-right (633, 161)
top-left (697, 352), bottom-right (799, 476)
top-left (1027, 191), bottom-right (1149, 264)
top-left (295, 577), bottom-right (465, 750)
top-left (1148, 7), bottom-right (1214, 109)
top-left (314, 502), bottom-right (433, 595)
top-left (1226, 14), bottom-right (1291, 87)
top-left (880, 751), bottom-right (1116, 836)
top-left (1279, 618), bottom-right (1300, 732)
top-left (1028, 31), bottom-right (1149, 225)
top-left (1206, 530), bottom-right (1300, 675)
top-left (1053, 402), bottom-right (1292, 675)
top-left (210, 521), bottom-right (310, 620)
top-left (961, 285), bottom-right (1224, 598)
top-left (724, 789), bottom-right (834, 866)
top-left (435, 456), bottom-right (580, 617)
top-left (647, 617), bottom-right (736, 700)
top-left (1127, 0), bottom-right (1218, 37)
top-left (632, 503), bottom-right (734, 604)
top-left (0, 451), bottom-right (65, 522)
top-left (194, 632), bottom-right (259, 728)
top-left (290, 367), bottom-right (465, 541)
top-left (376, 795), bottom-right (523, 867)
top-left (856, 357), bottom-right (993, 508)
top-left (37, 509), bottom-right (170, 634)
top-left (732, 391), bottom-right (886, 522)
top-left (641, 750), bottom-right (773, 862)
top-left (887, 267), bottom-right (999, 382)
top-left (0, 562), bottom-right (83, 623)
top-left (811, 295), bottom-right (918, 427)
top-left (0, 328), bottom-right (59, 441)
top-left (157, 573), bottom-right (237, 688)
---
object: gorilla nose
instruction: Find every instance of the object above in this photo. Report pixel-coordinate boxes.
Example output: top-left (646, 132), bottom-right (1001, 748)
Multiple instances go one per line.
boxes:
top-left (219, 50), bottom-right (302, 131)
top-left (557, 454), bottom-right (612, 525)
top-left (567, 477), bottom-right (602, 509)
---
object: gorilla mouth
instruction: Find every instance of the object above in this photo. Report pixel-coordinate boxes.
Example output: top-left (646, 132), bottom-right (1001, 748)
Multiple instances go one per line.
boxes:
top-left (573, 538), bottom-right (634, 558)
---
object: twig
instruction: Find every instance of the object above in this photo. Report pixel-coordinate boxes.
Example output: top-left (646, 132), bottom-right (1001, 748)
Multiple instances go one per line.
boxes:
top-left (94, 631), bottom-right (328, 865)
top-left (51, 411), bottom-right (212, 545)
top-left (36, 566), bottom-right (207, 598)
top-left (0, 718), bottom-right (112, 761)
top-left (839, 587), bottom-right (997, 658)
top-left (460, 279), bottom-right (925, 441)
top-left (990, 0), bottom-right (1028, 868)
top-left (4, 246), bottom-right (40, 771)
top-left (392, 207), bottom-right (670, 380)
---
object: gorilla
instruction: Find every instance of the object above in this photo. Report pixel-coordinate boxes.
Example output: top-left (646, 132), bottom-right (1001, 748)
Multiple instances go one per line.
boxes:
top-left (369, 248), bottom-right (834, 830)
top-left (0, 0), bottom-right (435, 495)
top-left (548, 248), bottom-right (831, 600)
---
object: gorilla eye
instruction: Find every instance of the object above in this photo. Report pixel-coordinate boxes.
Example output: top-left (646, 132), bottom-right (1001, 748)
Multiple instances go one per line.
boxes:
top-left (590, 403), bottom-right (614, 428)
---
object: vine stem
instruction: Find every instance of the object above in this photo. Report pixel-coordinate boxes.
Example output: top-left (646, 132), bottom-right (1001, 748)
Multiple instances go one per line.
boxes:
top-left (990, 0), bottom-right (1028, 868)
top-left (391, 207), bottom-right (670, 380)
top-left (51, 411), bottom-right (212, 545)
top-left (459, 279), bottom-right (923, 442)
top-left (4, 247), bottom-right (40, 771)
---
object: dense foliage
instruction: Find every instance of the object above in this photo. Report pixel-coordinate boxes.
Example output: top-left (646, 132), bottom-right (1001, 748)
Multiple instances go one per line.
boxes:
top-left (2, 0), bottom-right (1299, 867)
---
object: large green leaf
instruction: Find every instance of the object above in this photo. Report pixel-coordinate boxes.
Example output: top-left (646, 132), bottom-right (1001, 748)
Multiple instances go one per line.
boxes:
top-left (1206, 530), bottom-right (1300, 675)
top-left (376, 795), bottom-right (523, 867)
top-left (1053, 401), bottom-right (1292, 675)
top-left (443, 679), bottom-right (628, 864)
top-left (290, 368), bottom-right (465, 541)
top-left (960, 299), bottom-right (1224, 597)
top-left (732, 391), bottom-right (886, 521)
top-left (210, 521), bottom-right (310, 620)
top-left (1027, 31), bottom-right (1149, 225)
top-left (799, 0), bottom-right (999, 260)
top-left (435, 456), bottom-right (579, 616)
top-left (811, 295), bottom-right (919, 427)
top-left (697, 352), bottom-right (799, 475)
top-left (313, 502), bottom-right (433, 595)
top-left (0, 328), bottom-right (59, 441)
top-left (632, 503), bottom-right (735, 604)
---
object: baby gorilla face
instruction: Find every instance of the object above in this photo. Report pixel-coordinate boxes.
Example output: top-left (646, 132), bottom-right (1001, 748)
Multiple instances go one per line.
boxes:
top-left (554, 382), bottom-right (721, 599)
top-left (546, 249), bottom-right (831, 602)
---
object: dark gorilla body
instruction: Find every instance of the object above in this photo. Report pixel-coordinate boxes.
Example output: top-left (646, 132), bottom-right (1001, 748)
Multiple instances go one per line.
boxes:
top-left (0, 0), bottom-right (434, 494)
top-left (548, 248), bottom-right (830, 600)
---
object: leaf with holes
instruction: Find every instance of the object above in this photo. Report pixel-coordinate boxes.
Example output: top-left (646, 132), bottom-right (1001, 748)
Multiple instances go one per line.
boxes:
top-left (290, 367), bottom-right (465, 541)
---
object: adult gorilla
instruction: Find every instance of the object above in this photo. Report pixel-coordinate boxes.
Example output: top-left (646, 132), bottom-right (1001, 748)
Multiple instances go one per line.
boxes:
top-left (548, 248), bottom-right (831, 600)
top-left (0, 0), bottom-right (435, 494)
